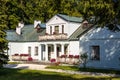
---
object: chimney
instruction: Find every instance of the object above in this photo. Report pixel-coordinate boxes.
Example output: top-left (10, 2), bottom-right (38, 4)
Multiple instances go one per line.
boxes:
top-left (18, 21), bottom-right (24, 28)
top-left (16, 21), bottom-right (24, 35)
top-left (34, 20), bottom-right (41, 28)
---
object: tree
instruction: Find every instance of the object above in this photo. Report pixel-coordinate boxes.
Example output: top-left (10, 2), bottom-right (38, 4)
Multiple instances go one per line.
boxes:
top-left (78, 0), bottom-right (120, 31)
top-left (0, 0), bottom-right (9, 68)
top-left (80, 52), bottom-right (88, 68)
top-left (0, 0), bottom-right (83, 29)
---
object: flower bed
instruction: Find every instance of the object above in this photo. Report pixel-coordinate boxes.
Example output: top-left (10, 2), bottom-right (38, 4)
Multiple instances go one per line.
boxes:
top-left (60, 54), bottom-right (67, 58)
top-left (74, 55), bottom-right (80, 59)
top-left (28, 57), bottom-right (33, 61)
top-left (68, 55), bottom-right (74, 58)
top-left (58, 54), bottom-right (80, 64)
top-left (12, 53), bottom-right (31, 61)
top-left (50, 58), bottom-right (56, 63)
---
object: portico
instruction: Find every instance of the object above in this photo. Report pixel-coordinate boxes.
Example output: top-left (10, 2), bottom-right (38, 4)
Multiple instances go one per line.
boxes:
top-left (38, 42), bottom-right (69, 61)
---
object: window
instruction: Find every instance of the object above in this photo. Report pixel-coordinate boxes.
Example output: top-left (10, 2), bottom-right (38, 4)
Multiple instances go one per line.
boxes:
top-left (54, 26), bottom-right (59, 34)
top-left (62, 25), bottom-right (64, 33)
top-left (28, 47), bottom-right (31, 56)
top-left (91, 46), bottom-right (100, 60)
top-left (50, 26), bottom-right (52, 34)
top-left (82, 20), bottom-right (88, 29)
top-left (35, 46), bottom-right (38, 56)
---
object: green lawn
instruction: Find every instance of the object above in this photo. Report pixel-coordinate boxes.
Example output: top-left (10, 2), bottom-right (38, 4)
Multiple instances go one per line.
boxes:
top-left (0, 68), bottom-right (120, 80)
top-left (46, 65), bottom-right (120, 74)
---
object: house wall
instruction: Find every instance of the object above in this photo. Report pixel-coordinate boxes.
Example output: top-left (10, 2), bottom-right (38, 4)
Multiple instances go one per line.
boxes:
top-left (79, 27), bottom-right (120, 70)
top-left (8, 42), bottom-right (40, 60)
top-left (69, 41), bottom-right (79, 55)
top-left (68, 23), bottom-right (81, 37)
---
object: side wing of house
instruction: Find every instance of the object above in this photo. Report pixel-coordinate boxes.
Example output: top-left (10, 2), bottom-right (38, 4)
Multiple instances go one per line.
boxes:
top-left (7, 23), bottom-right (46, 61)
top-left (79, 27), bottom-right (120, 70)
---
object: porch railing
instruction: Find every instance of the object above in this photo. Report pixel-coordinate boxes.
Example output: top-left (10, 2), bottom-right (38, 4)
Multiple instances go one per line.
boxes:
top-left (39, 33), bottom-right (68, 41)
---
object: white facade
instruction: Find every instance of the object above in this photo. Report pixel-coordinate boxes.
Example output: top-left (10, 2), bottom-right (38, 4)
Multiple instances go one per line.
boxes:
top-left (7, 14), bottom-right (82, 62)
top-left (38, 14), bottom-right (82, 61)
top-left (79, 27), bottom-right (120, 70)
top-left (8, 42), bottom-right (40, 60)
top-left (69, 41), bottom-right (79, 55)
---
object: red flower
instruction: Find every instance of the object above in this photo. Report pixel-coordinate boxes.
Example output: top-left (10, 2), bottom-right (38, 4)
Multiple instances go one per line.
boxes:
top-left (20, 54), bottom-right (29, 56)
top-left (60, 54), bottom-right (67, 58)
top-left (50, 58), bottom-right (56, 63)
top-left (28, 57), bottom-right (33, 61)
top-left (14, 54), bottom-right (19, 56)
top-left (68, 55), bottom-right (74, 58)
top-left (74, 55), bottom-right (80, 58)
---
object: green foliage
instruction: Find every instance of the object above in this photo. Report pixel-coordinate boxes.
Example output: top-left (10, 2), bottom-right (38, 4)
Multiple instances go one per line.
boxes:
top-left (78, 0), bottom-right (120, 31)
top-left (0, 0), bottom-right (82, 30)
top-left (80, 52), bottom-right (88, 68)
top-left (0, 0), bottom-right (9, 68)
top-left (1, 0), bottom-right (120, 30)
top-left (46, 65), bottom-right (120, 74)
top-left (46, 65), bottom-right (79, 71)
top-left (0, 68), bottom-right (115, 80)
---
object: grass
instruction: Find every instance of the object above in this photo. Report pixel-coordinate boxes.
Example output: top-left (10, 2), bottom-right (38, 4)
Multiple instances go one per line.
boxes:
top-left (8, 61), bottom-right (21, 64)
top-left (1, 68), bottom-right (120, 80)
top-left (46, 65), bottom-right (120, 74)
top-left (46, 65), bottom-right (80, 71)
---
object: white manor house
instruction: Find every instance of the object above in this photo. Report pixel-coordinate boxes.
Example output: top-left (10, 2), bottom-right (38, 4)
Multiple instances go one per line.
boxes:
top-left (6, 14), bottom-right (120, 70)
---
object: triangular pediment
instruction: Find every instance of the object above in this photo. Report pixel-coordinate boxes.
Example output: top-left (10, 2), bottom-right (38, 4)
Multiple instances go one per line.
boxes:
top-left (46, 15), bottom-right (67, 25)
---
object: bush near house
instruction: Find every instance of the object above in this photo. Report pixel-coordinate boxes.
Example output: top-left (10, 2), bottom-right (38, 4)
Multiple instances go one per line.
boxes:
top-left (28, 57), bottom-right (33, 61)
top-left (0, 53), bottom-right (9, 68)
top-left (50, 58), bottom-right (56, 63)
top-left (80, 52), bottom-right (88, 68)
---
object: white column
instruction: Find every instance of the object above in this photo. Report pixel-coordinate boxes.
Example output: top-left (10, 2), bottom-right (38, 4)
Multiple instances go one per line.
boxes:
top-left (45, 44), bottom-right (48, 61)
top-left (38, 44), bottom-right (42, 61)
top-left (54, 44), bottom-right (57, 59)
top-left (61, 44), bottom-right (64, 56)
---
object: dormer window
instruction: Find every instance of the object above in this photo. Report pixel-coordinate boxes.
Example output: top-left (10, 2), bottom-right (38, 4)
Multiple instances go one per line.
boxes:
top-left (35, 25), bottom-right (40, 32)
top-left (62, 25), bottom-right (64, 34)
top-left (55, 26), bottom-right (59, 34)
top-left (82, 20), bottom-right (88, 29)
top-left (50, 26), bottom-right (52, 34)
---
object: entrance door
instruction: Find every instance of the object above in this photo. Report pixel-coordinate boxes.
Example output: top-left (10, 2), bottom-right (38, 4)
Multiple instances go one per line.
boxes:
top-left (41, 45), bottom-right (45, 60)
top-left (48, 47), bottom-right (51, 60)
top-left (57, 47), bottom-right (60, 57)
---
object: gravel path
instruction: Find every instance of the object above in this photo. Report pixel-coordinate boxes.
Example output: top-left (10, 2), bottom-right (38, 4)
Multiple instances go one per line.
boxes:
top-left (4, 64), bottom-right (120, 77)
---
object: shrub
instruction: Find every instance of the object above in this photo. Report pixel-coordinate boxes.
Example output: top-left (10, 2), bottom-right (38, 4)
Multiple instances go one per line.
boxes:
top-left (14, 54), bottom-right (19, 56)
top-left (50, 58), bottom-right (56, 63)
top-left (28, 57), bottom-right (33, 61)
top-left (68, 55), bottom-right (74, 58)
top-left (60, 54), bottom-right (67, 58)
top-left (74, 55), bottom-right (80, 59)
top-left (80, 52), bottom-right (88, 68)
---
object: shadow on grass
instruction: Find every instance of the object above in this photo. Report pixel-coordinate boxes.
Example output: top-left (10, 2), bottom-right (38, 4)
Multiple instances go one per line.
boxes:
top-left (3, 64), bottom-right (29, 69)
top-left (0, 68), bottom-right (119, 80)
top-left (47, 65), bottom-right (120, 75)
top-left (78, 67), bottom-right (120, 74)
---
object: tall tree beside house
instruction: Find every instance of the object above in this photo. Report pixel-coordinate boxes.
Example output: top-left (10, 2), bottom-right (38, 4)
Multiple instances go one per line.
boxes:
top-left (0, 0), bottom-right (83, 29)
top-left (6, 0), bottom-right (20, 29)
top-left (60, 0), bottom-right (81, 17)
top-left (0, 0), bottom-right (9, 68)
top-left (78, 0), bottom-right (120, 31)
top-left (1, 0), bottom-right (120, 31)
